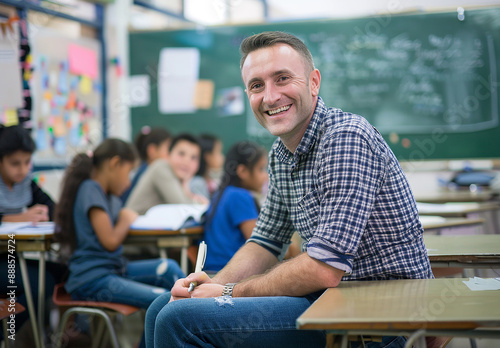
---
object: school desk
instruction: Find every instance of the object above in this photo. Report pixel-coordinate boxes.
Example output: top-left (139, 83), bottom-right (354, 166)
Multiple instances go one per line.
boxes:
top-left (296, 278), bottom-right (500, 348)
top-left (424, 234), bottom-right (500, 269)
top-left (127, 226), bottom-right (203, 274)
top-left (417, 201), bottom-right (500, 234)
top-left (419, 216), bottom-right (484, 232)
top-left (414, 189), bottom-right (497, 203)
top-left (0, 228), bottom-right (53, 348)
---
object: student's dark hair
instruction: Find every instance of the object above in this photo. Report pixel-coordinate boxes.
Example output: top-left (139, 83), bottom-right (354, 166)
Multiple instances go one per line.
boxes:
top-left (169, 133), bottom-right (201, 153)
top-left (134, 126), bottom-right (171, 161)
top-left (54, 138), bottom-right (137, 256)
top-left (196, 134), bottom-right (220, 177)
top-left (0, 124), bottom-right (36, 159)
top-left (239, 31), bottom-right (315, 73)
top-left (206, 141), bottom-right (267, 225)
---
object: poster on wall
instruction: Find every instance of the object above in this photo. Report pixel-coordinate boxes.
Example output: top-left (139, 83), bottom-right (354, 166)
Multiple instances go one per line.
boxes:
top-left (157, 47), bottom-right (199, 114)
top-left (0, 23), bottom-right (23, 121)
top-left (30, 28), bottom-right (102, 166)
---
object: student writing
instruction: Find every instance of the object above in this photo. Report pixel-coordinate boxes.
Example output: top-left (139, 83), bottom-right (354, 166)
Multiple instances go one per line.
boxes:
top-left (0, 124), bottom-right (66, 345)
top-left (202, 140), bottom-right (268, 272)
top-left (0, 125), bottom-right (53, 223)
top-left (54, 138), bottom-right (185, 347)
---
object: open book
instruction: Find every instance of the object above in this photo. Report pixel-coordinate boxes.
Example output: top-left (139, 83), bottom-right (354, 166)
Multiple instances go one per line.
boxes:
top-left (130, 204), bottom-right (208, 230)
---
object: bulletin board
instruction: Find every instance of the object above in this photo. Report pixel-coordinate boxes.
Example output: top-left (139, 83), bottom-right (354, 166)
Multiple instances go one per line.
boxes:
top-left (30, 28), bottom-right (102, 166)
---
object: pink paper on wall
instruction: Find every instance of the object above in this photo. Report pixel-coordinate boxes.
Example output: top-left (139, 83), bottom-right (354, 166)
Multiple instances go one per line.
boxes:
top-left (68, 44), bottom-right (98, 79)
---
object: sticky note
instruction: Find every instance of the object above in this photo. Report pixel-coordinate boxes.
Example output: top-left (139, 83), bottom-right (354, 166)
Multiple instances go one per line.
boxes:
top-left (68, 44), bottom-right (98, 79)
top-left (4, 109), bottom-right (19, 126)
top-left (79, 76), bottom-right (92, 95)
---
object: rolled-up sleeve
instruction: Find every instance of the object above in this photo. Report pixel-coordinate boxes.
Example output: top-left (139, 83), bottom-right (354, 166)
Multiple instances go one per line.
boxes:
top-left (306, 129), bottom-right (384, 274)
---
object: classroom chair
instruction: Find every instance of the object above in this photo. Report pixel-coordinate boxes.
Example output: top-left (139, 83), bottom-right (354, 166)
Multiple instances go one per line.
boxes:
top-left (425, 336), bottom-right (453, 348)
top-left (0, 299), bottom-right (26, 348)
top-left (51, 283), bottom-right (140, 348)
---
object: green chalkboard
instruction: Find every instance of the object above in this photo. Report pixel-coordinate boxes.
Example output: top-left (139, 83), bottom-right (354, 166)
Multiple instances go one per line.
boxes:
top-left (129, 7), bottom-right (500, 160)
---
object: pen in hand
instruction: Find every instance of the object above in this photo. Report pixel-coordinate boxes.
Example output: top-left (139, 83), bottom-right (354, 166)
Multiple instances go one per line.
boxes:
top-left (188, 241), bottom-right (207, 293)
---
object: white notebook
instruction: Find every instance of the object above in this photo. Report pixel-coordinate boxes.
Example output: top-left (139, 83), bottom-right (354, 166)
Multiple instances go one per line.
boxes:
top-left (0, 221), bottom-right (55, 236)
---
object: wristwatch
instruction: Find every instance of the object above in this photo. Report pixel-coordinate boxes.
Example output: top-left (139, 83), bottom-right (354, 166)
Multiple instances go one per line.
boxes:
top-left (222, 283), bottom-right (237, 297)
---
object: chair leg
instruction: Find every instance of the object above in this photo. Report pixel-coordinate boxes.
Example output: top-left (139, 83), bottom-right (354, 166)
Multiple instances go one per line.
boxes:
top-left (91, 316), bottom-right (106, 348)
top-left (2, 318), bottom-right (11, 348)
top-left (54, 308), bottom-right (77, 348)
top-left (54, 308), bottom-right (120, 348)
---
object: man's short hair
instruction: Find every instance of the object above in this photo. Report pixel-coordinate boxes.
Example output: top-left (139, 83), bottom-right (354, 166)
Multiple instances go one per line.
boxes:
top-left (239, 31), bottom-right (315, 73)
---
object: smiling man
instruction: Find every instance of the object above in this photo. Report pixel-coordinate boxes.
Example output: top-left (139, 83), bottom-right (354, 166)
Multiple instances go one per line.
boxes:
top-left (145, 31), bottom-right (433, 348)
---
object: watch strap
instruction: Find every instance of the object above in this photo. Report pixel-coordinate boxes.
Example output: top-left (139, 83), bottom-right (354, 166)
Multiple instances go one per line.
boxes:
top-left (222, 283), bottom-right (237, 297)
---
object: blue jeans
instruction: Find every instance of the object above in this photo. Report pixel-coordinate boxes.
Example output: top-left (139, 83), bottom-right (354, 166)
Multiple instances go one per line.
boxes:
top-left (71, 258), bottom-right (184, 348)
top-left (145, 290), bottom-right (407, 348)
top-left (71, 258), bottom-right (184, 308)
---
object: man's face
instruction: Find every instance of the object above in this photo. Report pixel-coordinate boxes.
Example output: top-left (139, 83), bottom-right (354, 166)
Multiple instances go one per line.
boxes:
top-left (242, 43), bottom-right (320, 149)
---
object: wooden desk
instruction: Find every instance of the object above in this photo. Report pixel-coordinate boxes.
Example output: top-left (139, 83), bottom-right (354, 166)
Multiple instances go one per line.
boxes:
top-left (0, 229), bottom-right (53, 348)
top-left (414, 190), bottom-right (497, 203)
top-left (127, 226), bottom-right (203, 274)
top-left (296, 278), bottom-right (500, 348)
top-left (418, 202), bottom-right (500, 234)
top-left (424, 234), bottom-right (500, 269)
top-left (417, 202), bottom-right (500, 217)
top-left (419, 216), bottom-right (484, 231)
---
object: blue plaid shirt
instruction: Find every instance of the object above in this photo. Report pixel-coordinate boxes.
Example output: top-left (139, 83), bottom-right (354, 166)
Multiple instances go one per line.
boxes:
top-left (249, 97), bottom-right (433, 281)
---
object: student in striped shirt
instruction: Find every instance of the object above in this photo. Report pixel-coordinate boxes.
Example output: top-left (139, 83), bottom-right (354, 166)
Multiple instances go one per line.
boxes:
top-left (0, 124), bottom-right (66, 345)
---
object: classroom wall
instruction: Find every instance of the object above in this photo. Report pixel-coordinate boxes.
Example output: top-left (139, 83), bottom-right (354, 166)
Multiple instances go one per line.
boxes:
top-left (12, 1), bottom-right (500, 201)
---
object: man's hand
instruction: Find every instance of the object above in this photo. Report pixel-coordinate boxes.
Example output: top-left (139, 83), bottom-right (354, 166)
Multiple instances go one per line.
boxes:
top-left (189, 283), bottom-right (224, 298)
top-left (169, 272), bottom-right (213, 302)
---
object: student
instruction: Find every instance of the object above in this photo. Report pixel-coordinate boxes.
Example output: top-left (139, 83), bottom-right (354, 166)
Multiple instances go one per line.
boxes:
top-left (0, 125), bottom-right (53, 222)
top-left (0, 124), bottom-right (66, 344)
top-left (54, 138), bottom-right (184, 313)
top-left (121, 126), bottom-right (171, 204)
top-left (190, 134), bottom-right (225, 198)
top-left (202, 140), bottom-right (268, 272)
top-left (145, 31), bottom-right (433, 348)
top-left (126, 133), bottom-right (208, 215)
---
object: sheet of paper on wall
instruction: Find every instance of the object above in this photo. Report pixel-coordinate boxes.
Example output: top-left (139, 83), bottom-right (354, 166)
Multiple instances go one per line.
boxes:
top-left (79, 75), bottom-right (92, 95)
top-left (68, 43), bottom-right (98, 79)
top-left (3, 109), bottom-right (19, 126)
top-left (158, 47), bottom-right (200, 114)
top-left (128, 75), bottom-right (151, 107)
top-left (216, 86), bottom-right (244, 117)
top-left (194, 79), bottom-right (215, 109)
top-left (0, 25), bottom-right (23, 109)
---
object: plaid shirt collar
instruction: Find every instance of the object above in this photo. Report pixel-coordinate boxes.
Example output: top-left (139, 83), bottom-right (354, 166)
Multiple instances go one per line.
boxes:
top-left (274, 97), bottom-right (327, 164)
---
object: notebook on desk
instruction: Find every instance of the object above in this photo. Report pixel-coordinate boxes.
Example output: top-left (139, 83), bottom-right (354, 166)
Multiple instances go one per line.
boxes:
top-left (417, 202), bottom-right (481, 214)
top-left (0, 222), bottom-right (55, 236)
top-left (130, 204), bottom-right (208, 231)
